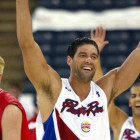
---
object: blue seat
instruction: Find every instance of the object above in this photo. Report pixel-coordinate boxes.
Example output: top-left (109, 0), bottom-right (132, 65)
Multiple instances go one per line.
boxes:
top-left (55, 44), bottom-right (69, 55)
top-left (34, 31), bottom-right (55, 44)
top-left (132, 31), bottom-right (140, 42)
top-left (38, 0), bottom-right (62, 8)
top-left (62, 0), bottom-right (88, 10)
top-left (40, 44), bottom-right (52, 55)
top-left (24, 80), bottom-right (36, 93)
top-left (114, 0), bottom-right (139, 7)
top-left (106, 55), bottom-right (126, 67)
top-left (88, 0), bottom-right (112, 10)
top-left (80, 31), bottom-right (90, 38)
top-left (77, 0), bottom-right (87, 7)
top-left (62, 0), bottom-right (77, 7)
top-left (56, 68), bottom-right (70, 78)
top-left (53, 56), bottom-right (67, 67)
top-left (56, 32), bottom-right (79, 43)
top-left (37, 0), bottom-right (140, 10)
top-left (106, 31), bottom-right (130, 43)
top-left (106, 43), bottom-right (128, 55)
top-left (115, 91), bottom-right (129, 104)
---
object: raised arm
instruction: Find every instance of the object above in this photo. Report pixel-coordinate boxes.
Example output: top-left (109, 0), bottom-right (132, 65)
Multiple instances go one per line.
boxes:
top-left (109, 102), bottom-right (128, 140)
top-left (16, 0), bottom-right (62, 121)
top-left (91, 26), bottom-right (109, 81)
top-left (97, 42), bottom-right (140, 103)
top-left (114, 43), bottom-right (140, 96)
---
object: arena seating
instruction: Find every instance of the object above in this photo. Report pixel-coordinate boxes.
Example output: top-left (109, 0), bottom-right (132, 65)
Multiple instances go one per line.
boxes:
top-left (37, 0), bottom-right (140, 11)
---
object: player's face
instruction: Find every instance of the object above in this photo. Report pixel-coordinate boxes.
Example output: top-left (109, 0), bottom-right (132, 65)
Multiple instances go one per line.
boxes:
top-left (129, 86), bottom-right (140, 117)
top-left (67, 44), bottom-right (98, 82)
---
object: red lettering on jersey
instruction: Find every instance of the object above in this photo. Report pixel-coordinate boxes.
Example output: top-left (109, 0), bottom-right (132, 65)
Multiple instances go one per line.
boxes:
top-left (61, 99), bottom-right (103, 117)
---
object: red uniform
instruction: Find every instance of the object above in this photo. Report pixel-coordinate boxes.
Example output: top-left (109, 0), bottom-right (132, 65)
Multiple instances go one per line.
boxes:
top-left (28, 115), bottom-right (37, 140)
top-left (0, 89), bottom-right (30, 140)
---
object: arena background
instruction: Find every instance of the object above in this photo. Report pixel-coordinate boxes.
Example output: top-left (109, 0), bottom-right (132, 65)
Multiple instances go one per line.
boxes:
top-left (0, 0), bottom-right (140, 139)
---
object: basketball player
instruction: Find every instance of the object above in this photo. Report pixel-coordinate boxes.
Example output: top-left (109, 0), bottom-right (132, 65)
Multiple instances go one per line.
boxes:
top-left (0, 56), bottom-right (30, 140)
top-left (16, 0), bottom-right (140, 139)
top-left (109, 83), bottom-right (140, 140)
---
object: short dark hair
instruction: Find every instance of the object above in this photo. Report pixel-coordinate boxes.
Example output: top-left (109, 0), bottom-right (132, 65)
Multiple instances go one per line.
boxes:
top-left (67, 37), bottom-right (99, 58)
top-left (131, 83), bottom-right (140, 89)
top-left (130, 82), bottom-right (140, 94)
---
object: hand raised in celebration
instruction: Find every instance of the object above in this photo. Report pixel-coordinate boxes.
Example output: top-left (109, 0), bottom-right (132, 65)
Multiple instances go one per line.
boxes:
top-left (91, 26), bottom-right (109, 52)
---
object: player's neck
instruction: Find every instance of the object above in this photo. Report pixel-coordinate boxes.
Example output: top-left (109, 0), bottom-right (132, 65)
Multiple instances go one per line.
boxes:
top-left (133, 116), bottom-right (140, 133)
top-left (69, 77), bottom-right (91, 101)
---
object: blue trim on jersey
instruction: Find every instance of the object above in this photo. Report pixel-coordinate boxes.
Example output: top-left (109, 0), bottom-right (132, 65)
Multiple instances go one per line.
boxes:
top-left (42, 111), bottom-right (57, 140)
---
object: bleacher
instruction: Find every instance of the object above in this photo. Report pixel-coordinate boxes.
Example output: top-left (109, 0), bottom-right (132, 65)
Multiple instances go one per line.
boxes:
top-left (37, 0), bottom-right (140, 11)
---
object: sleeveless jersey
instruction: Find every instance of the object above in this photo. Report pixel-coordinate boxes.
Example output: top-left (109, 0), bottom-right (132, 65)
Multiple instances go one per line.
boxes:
top-left (119, 117), bottom-right (140, 140)
top-left (37, 78), bottom-right (110, 140)
top-left (0, 89), bottom-right (30, 140)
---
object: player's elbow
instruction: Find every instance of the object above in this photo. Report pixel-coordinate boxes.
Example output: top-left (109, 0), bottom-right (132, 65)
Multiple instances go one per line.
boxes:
top-left (18, 39), bottom-right (36, 50)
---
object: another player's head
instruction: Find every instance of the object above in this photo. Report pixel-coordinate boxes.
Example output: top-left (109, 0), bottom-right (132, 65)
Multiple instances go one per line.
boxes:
top-left (129, 83), bottom-right (140, 117)
top-left (67, 37), bottom-right (99, 83)
top-left (8, 82), bottom-right (22, 99)
top-left (0, 56), bottom-right (5, 84)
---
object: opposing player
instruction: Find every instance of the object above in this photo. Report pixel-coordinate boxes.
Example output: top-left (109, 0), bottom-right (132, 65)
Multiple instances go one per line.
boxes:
top-left (16, 0), bottom-right (140, 139)
top-left (0, 56), bottom-right (30, 140)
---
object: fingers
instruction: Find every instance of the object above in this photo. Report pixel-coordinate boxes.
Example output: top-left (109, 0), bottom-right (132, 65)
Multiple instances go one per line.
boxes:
top-left (102, 27), bottom-right (106, 40)
top-left (95, 27), bottom-right (99, 37)
top-left (104, 41), bottom-right (109, 45)
top-left (90, 29), bottom-right (94, 39)
top-left (95, 26), bottom-right (106, 38)
top-left (98, 26), bottom-right (103, 38)
top-left (98, 41), bottom-right (109, 52)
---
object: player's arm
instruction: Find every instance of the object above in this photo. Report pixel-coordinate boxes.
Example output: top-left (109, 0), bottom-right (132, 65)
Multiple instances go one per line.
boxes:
top-left (109, 102), bottom-right (128, 140)
top-left (1, 105), bottom-right (22, 140)
top-left (97, 42), bottom-right (140, 102)
top-left (16, 0), bottom-right (61, 108)
top-left (91, 26), bottom-right (109, 81)
top-left (16, 0), bottom-right (61, 122)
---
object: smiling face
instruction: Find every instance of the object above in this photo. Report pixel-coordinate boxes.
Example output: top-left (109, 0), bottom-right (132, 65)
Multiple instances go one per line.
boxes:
top-left (67, 44), bottom-right (98, 83)
top-left (129, 84), bottom-right (140, 117)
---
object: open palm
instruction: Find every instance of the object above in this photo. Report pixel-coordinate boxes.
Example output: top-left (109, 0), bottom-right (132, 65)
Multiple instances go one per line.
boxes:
top-left (91, 26), bottom-right (109, 52)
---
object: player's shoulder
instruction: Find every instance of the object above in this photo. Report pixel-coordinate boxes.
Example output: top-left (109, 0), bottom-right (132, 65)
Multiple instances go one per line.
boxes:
top-left (3, 104), bottom-right (22, 121)
top-left (1, 105), bottom-right (23, 136)
top-left (0, 90), bottom-right (19, 103)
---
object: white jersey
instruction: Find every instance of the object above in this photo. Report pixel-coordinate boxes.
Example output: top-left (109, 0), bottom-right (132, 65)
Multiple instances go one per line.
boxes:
top-left (119, 117), bottom-right (140, 140)
top-left (37, 78), bottom-right (110, 140)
